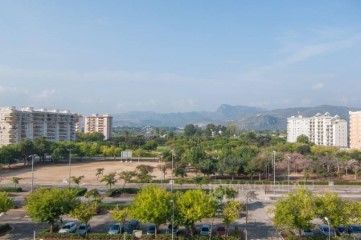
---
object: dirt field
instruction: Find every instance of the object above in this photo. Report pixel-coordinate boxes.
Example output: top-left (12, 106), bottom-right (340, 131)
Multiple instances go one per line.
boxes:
top-left (0, 160), bottom-right (170, 186)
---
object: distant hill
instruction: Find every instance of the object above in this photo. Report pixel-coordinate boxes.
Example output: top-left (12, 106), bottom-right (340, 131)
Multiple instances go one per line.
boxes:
top-left (112, 104), bottom-right (361, 131)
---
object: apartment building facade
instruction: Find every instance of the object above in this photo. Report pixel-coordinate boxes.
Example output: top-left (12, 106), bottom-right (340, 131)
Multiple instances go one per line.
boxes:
top-left (349, 111), bottom-right (361, 149)
top-left (84, 114), bottom-right (112, 140)
top-left (0, 106), bottom-right (78, 146)
top-left (287, 112), bottom-right (348, 148)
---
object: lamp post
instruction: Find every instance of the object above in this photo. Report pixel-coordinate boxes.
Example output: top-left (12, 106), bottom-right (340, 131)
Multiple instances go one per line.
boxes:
top-left (171, 150), bottom-right (174, 240)
top-left (273, 151), bottom-right (276, 198)
top-left (67, 149), bottom-right (72, 187)
top-left (31, 155), bottom-right (34, 192)
top-left (287, 155), bottom-right (290, 192)
top-left (324, 217), bottom-right (331, 240)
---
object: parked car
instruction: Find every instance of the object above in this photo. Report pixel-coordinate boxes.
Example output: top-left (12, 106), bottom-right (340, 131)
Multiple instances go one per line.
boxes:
top-left (146, 223), bottom-right (156, 235)
top-left (108, 223), bottom-right (123, 234)
top-left (348, 225), bottom-right (361, 238)
top-left (59, 222), bottom-right (77, 233)
top-left (319, 225), bottom-right (335, 237)
top-left (216, 225), bottom-right (226, 235)
top-left (200, 224), bottom-right (211, 236)
top-left (76, 223), bottom-right (91, 235)
top-left (301, 229), bottom-right (314, 237)
top-left (336, 226), bottom-right (347, 236)
top-left (125, 219), bottom-right (140, 233)
top-left (166, 224), bottom-right (179, 234)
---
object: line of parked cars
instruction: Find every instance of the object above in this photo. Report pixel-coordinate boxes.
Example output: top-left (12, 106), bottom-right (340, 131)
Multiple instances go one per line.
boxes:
top-left (59, 220), bottom-right (227, 236)
top-left (58, 222), bottom-right (91, 235)
top-left (301, 224), bottom-right (361, 238)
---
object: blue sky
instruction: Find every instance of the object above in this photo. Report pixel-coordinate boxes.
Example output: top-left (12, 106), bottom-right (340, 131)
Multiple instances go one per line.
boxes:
top-left (0, 0), bottom-right (361, 114)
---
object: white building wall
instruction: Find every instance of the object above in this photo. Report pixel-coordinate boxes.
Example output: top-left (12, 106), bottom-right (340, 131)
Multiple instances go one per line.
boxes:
top-left (0, 107), bottom-right (79, 146)
top-left (287, 116), bottom-right (310, 142)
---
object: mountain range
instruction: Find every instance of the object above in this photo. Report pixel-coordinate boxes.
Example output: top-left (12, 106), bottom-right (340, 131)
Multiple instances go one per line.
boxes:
top-left (112, 104), bottom-right (361, 131)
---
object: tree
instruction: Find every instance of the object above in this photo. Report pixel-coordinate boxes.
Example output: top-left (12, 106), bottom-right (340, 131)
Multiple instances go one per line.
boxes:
top-left (272, 188), bottom-right (316, 236)
top-left (34, 137), bottom-right (52, 161)
top-left (111, 206), bottom-right (129, 226)
top-left (135, 165), bottom-right (154, 188)
top-left (118, 171), bottom-right (136, 189)
top-left (70, 201), bottom-right (97, 236)
top-left (174, 164), bottom-right (187, 178)
top-left (158, 164), bottom-right (168, 180)
top-left (101, 172), bottom-right (118, 189)
top-left (95, 168), bottom-right (105, 180)
top-left (184, 124), bottom-right (197, 136)
top-left (71, 175), bottom-right (84, 187)
top-left (296, 135), bottom-right (310, 144)
top-left (177, 189), bottom-right (216, 236)
top-left (84, 189), bottom-right (102, 203)
top-left (0, 192), bottom-right (15, 214)
top-left (12, 177), bottom-right (21, 188)
top-left (25, 188), bottom-right (80, 232)
top-left (315, 192), bottom-right (349, 227)
top-left (212, 186), bottom-right (238, 201)
top-left (130, 186), bottom-right (172, 237)
top-left (223, 200), bottom-right (242, 235)
top-left (20, 139), bottom-right (35, 165)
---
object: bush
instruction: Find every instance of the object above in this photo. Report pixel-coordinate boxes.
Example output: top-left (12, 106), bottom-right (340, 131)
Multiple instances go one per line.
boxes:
top-left (105, 188), bottom-right (139, 197)
top-left (0, 223), bottom-right (11, 234)
top-left (98, 203), bottom-right (129, 211)
top-left (67, 187), bottom-right (87, 196)
top-left (0, 187), bottom-right (22, 192)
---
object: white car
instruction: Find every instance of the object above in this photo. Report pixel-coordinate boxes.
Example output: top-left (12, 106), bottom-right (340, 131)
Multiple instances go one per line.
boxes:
top-left (59, 222), bottom-right (77, 233)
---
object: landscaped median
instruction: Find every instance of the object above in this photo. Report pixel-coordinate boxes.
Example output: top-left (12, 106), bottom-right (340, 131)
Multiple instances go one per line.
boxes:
top-left (36, 232), bottom-right (240, 239)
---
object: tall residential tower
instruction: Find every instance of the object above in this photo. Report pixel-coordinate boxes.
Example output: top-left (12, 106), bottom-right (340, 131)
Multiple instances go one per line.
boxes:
top-left (84, 114), bottom-right (113, 140)
top-left (0, 106), bottom-right (78, 146)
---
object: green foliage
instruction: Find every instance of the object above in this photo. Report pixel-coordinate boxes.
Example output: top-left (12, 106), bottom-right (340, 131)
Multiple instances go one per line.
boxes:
top-left (130, 185), bottom-right (172, 235)
top-left (70, 201), bottom-right (97, 225)
top-left (105, 188), bottom-right (139, 197)
top-left (296, 135), bottom-right (310, 144)
top-left (11, 176), bottom-right (21, 188)
top-left (111, 206), bottom-right (129, 224)
top-left (95, 168), bottom-right (104, 180)
top-left (118, 170), bottom-right (137, 189)
top-left (0, 192), bottom-right (15, 213)
top-left (25, 188), bottom-right (80, 232)
top-left (101, 172), bottom-right (118, 189)
top-left (176, 189), bottom-right (216, 235)
top-left (68, 187), bottom-right (87, 197)
top-left (84, 189), bottom-right (102, 203)
top-left (273, 188), bottom-right (316, 234)
top-left (0, 187), bottom-right (22, 192)
top-left (211, 186), bottom-right (238, 200)
top-left (223, 200), bottom-right (242, 234)
top-left (71, 175), bottom-right (84, 186)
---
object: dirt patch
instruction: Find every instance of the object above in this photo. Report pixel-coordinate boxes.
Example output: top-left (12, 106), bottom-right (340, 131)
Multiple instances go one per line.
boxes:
top-left (0, 160), bottom-right (170, 186)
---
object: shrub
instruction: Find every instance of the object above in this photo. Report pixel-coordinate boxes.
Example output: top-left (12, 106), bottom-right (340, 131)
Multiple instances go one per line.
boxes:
top-left (67, 187), bottom-right (87, 196)
top-left (0, 187), bottom-right (22, 192)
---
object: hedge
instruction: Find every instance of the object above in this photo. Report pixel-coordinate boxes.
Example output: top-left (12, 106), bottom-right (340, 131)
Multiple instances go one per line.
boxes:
top-left (0, 187), bottom-right (23, 192)
top-left (105, 188), bottom-right (139, 197)
top-left (67, 187), bottom-right (88, 196)
top-left (36, 232), bottom-right (240, 240)
top-left (98, 203), bottom-right (130, 211)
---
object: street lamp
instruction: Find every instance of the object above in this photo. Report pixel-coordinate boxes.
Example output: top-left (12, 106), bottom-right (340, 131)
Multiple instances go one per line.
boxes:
top-left (324, 217), bottom-right (331, 240)
top-left (31, 155), bottom-right (35, 192)
top-left (287, 155), bottom-right (290, 192)
top-left (67, 149), bottom-right (72, 187)
top-left (244, 191), bottom-right (255, 240)
top-left (273, 151), bottom-right (276, 198)
top-left (171, 150), bottom-right (175, 240)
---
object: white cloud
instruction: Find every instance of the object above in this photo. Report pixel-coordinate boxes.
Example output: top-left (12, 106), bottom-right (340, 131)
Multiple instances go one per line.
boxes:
top-left (312, 83), bottom-right (324, 90)
top-left (35, 89), bottom-right (56, 101)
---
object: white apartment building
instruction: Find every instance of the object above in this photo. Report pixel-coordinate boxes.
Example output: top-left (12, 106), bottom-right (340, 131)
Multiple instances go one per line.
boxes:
top-left (84, 114), bottom-right (112, 140)
top-left (287, 112), bottom-right (348, 148)
top-left (0, 106), bottom-right (79, 146)
top-left (349, 111), bottom-right (361, 149)
top-left (287, 116), bottom-right (311, 142)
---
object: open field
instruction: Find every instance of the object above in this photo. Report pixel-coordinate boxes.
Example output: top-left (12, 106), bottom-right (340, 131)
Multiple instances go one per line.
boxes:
top-left (0, 160), bottom-right (175, 186)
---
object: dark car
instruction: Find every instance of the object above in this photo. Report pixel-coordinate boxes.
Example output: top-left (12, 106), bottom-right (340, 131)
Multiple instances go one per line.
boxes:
top-left (146, 223), bottom-right (156, 235)
top-left (348, 225), bottom-right (361, 238)
top-left (125, 219), bottom-right (140, 234)
top-left (166, 224), bottom-right (179, 234)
